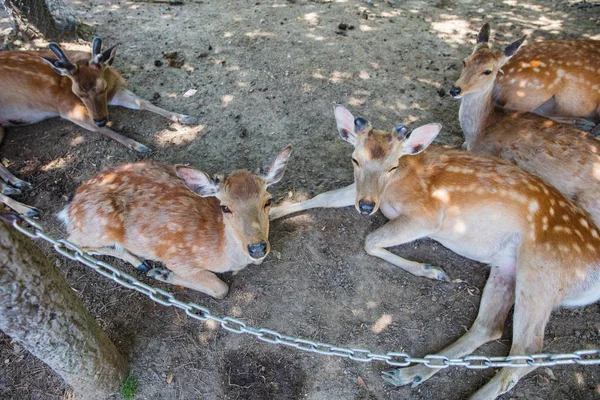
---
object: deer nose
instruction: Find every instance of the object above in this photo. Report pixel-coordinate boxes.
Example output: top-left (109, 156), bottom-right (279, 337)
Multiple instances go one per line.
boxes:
top-left (94, 118), bottom-right (107, 127)
top-left (449, 86), bottom-right (461, 97)
top-left (358, 200), bottom-right (375, 215)
top-left (248, 241), bottom-right (268, 259)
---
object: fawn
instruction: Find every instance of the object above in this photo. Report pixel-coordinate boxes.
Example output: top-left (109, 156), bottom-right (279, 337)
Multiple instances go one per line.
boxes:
top-left (0, 38), bottom-right (198, 216)
top-left (270, 105), bottom-right (600, 399)
top-left (450, 24), bottom-right (600, 229)
top-left (486, 24), bottom-right (600, 132)
top-left (58, 146), bottom-right (292, 298)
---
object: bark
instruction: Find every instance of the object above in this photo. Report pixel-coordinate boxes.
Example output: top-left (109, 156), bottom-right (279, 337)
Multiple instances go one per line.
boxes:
top-left (0, 221), bottom-right (127, 400)
top-left (1, 0), bottom-right (81, 40)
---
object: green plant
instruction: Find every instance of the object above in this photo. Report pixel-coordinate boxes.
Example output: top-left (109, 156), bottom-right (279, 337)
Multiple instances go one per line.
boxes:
top-left (120, 375), bottom-right (138, 400)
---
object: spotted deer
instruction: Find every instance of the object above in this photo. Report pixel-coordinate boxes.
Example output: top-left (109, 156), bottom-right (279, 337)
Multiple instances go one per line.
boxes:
top-left (449, 24), bottom-right (600, 229)
top-left (487, 25), bottom-right (600, 133)
top-left (0, 38), bottom-right (198, 216)
top-left (270, 105), bottom-right (600, 399)
top-left (58, 145), bottom-right (292, 298)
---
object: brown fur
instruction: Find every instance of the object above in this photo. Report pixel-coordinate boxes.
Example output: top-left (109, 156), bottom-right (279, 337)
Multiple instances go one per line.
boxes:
top-left (453, 33), bottom-right (600, 228)
top-left (271, 107), bottom-right (600, 399)
top-left (493, 40), bottom-right (600, 122)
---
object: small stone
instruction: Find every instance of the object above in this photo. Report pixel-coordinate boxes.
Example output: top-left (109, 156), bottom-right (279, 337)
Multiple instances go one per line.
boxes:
top-left (152, 92), bottom-right (161, 101)
top-left (437, 87), bottom-right (446, 97)
top-left (154, 60), bottom-right (163, 67)
top-left (338, 23), bottom-right (348, 30)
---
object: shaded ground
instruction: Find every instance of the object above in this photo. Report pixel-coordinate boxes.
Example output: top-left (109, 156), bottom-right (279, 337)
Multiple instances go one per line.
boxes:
top-left (1, 0), bottom-right (599, 399)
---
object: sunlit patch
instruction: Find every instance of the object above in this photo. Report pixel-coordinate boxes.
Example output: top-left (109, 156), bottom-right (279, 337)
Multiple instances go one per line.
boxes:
top-left (366, 301), bottom-right (377, 309)
top-left (348, 97), bottom-right (366, 106)
top-left (304, 12), bottom-right (320, 26)
top-left (156, 124), bottom-right (204, 146)
top-left (236, 81), bottom-right (249, 88)
top-left (245, 30), bottom-right (276, 38)
top-left (431, 17), bottom-right (470, 45)
top-left (371, 314), bottom-right (392, 334)
top-left (221, 94), bottom-right (234, 107)
top-left (574, 372), bottom-right (585, 386)
top-left (223, 32), bottom-right (234, 38)
top-left (300, 83), bottom-right (312, 93)
top-left (359, 25), bottom-right (374, 32)
top-left (312, 71), bottom-right (325, 79)
top-left (70, 135), bottom-right (86, 146)
top-left (359, 70), bottom-right (370, 80)
top-left (329, 70), bottom-right (352, 83)
top-left (306, 33), bottom-right (325, 41)
top-left (41, 155), bottom-right (73, 171)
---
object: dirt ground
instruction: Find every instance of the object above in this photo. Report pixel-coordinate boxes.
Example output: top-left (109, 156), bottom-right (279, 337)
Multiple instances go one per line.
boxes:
top-left (1, 0), bottom-right (599, 399)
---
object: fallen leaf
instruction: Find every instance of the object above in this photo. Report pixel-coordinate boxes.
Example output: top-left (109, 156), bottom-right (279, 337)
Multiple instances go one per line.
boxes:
top-left (357, 375), bottom-right (368, 390)
top-left (166, 372), bottom-right (174, 384)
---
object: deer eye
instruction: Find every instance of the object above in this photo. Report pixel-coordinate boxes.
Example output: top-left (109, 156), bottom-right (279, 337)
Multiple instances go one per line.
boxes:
top-left (482, 70), bottom-right (492, 75)
top-left (462, 60), bottom-right (466, 67)
top-left (352, 158), bottom-right (359, 167)
top-left (264, 198), bottom-right (272, 208)
top-left (388, 166), bottom-right (398, 173)
top-left (220, 205), bottom-right (232, 214)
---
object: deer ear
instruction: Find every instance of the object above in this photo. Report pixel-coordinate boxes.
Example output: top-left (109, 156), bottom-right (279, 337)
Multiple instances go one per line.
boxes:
top-left (477, 23), bottom-right (490, 44)
top-left (175, 166), bottom-right (220, 197)
top-left (401, 123), bottom-right (441, 155)
top-left (40, 56), bottom-right (77, 76)
top-left (262, 145), bottom-right (292, 186)
top-left (334, 104), bottom-right (358, 146)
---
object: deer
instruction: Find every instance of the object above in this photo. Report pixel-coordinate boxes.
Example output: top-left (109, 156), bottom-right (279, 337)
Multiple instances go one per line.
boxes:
top-left (484, 25), bottom-right (600, 133)
top-left (449, 24), bottom-right (600, 230)
top-left (0, 38), bottom-right (199, 217)
top-left (57, 145), bottom-right (292, 299)
top-left (270, 105), bottom-right (600, 399)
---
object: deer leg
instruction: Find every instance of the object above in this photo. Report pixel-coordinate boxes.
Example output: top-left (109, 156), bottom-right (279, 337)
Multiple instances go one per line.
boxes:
top-left (469, 268), bottom-right (554, 400)
top-left (61, 104), bottom-right (151, 153)
top-left (270, 183), bottom-right (356, 220)
top-left (383, 265), bottom-right (516, 388)
top-left (81, 246), bottom-right (149, 273)
top-left (109, 88), bottom-right (199, 125)
top-left (0, 193), bottom-right (39, 217)
top-left (147, 268), bottom-right (229, 299)
top-left (363, 215), bottom-right (448, 281)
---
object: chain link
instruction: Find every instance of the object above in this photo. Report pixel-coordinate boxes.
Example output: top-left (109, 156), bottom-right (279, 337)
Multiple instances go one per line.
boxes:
top-left (3, 212), bottom-right (600, 370)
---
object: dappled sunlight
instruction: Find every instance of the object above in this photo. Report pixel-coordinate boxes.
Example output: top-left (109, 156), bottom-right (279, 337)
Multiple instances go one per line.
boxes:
top-left (303, 12), bottom-right (320, 27)
top-left (155, 124), bottom-right (204, 146)
top-left (69, 135), bottom-right (86, 147)
top-left (359, 71), bottom-right (370, 80)
top-left (41, 155), bottom-right (74, 172)
top-left (306, 33), bottom-right (326, 41)
top-left (371, 314), bottom-right (392, 334)
top-left (329, 70), bottom-right (352, 83)
top-left (221, 94), bottom-right (234, 107)
top-left (431, 16), bottom-right (472, 46)
top-left (245, 30), bottom-right (276, 38)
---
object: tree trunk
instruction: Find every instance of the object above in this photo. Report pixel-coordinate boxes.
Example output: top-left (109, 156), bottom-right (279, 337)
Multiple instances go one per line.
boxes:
top-left (0, 221), bottom-right (127, 400)
top-left (1, 0), bottom-right (81, 40)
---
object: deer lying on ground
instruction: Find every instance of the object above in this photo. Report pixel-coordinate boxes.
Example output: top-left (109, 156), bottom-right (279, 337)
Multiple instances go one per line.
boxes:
top-left (0, 38), bottom-right (198, 216)
top-left (449, 24), bottom-right (600, 229)
top-left (58, 145), bottom-right (291, 298)
top-left (270, 105), bottom-right (600, 399)
top-left (486, 24), bottom-right (600, 133)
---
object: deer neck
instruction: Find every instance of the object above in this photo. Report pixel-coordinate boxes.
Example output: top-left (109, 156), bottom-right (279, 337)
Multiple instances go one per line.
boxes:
top-left (458, 86), bottom-right (496, 149)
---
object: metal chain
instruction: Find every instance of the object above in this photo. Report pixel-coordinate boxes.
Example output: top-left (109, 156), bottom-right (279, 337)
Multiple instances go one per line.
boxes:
top-left (3, 212), bottom-right (600, 370)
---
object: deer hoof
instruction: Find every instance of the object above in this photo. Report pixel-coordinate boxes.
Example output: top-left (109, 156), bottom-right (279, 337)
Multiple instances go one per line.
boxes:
top-left (424, 264), bottom-right (450, 282)
top-left (136, 260), bottom-right (151, 273)
top-left (134, 143), bottom-right (152, 153)
top-left (13, 180), bottom-right (33, 191)
top-left (2, 186), bottom-right (20, 196)
top-left (147, 267), bottom-right (171, 282)
top-left (381, 369), bottom-right (423, 388)
top-left (179, 115), bottom-right (199, 125)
